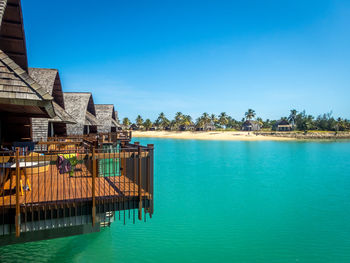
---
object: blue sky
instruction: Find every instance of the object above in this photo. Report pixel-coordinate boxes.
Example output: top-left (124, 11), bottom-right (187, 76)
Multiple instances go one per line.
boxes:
top-left (22, 0), bottom-right (350, 121)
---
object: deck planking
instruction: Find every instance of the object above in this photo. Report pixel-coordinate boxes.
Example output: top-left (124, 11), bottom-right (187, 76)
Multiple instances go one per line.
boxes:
top-left (0, 164), bottom-right (146, 207)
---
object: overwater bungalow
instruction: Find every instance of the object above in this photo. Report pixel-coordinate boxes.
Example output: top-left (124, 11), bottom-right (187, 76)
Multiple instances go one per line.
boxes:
top-left (241, 120), bottom-right (261, 131)
top-left (0, 0), bottom-right (55, 144)
top-left (63, 92), bottom-right (100, 135)
top-left (29, 68), bottom-right (76, 142)
top-left (0, 0), bottom-right (154, 246)
top-left (95, 104), bottom-right (118, 133)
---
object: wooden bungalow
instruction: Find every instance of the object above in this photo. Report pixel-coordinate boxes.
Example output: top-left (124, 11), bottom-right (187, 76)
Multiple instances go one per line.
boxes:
top-left (29, 68), bottom-right (76, 142)
top-left (95, 104), bottom-right (118, 133)
top-left (242, 120), bottom-right (261, 131)
top-left (63, 92), bottom-right (100, 135)
top-left (130, 123), bottom-right (140, 131)
top-left (180, 124), bottom-right (195, 131)
top-left (0, 0), bottom-right (55, 144)
top-left (274, 119), bottom-right (292, 131)
top-left (196, 123), bottom-right (216, 131)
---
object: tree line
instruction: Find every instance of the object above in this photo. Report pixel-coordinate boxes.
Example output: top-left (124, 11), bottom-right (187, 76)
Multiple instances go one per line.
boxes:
top-left (121, 109), bottom-right (350, 132)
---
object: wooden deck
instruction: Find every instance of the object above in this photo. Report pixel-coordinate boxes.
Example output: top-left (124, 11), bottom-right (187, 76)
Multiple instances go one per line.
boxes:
top-left (0, 163), bottom-right (146, 208)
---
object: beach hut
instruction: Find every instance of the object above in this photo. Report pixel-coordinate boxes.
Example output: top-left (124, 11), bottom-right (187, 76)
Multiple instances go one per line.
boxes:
top-left (63, 92), bottom-right (100, 135)
top-left (274, 119), bottom-right (292, 131)
top-left (241, 120), bottom-right (261, 131)
top-left (0, 0), bottom-right (55, 143)
top-left (130, 123), bottom-right (140, 131)
top-left (180, 124), bottom-right (195, 131)
top-left (29, 68), bottom-right (76, 142)
top-left (196, 123), bottom-right (216, 131)
top-left (95, 104), bottom-right (119, 133)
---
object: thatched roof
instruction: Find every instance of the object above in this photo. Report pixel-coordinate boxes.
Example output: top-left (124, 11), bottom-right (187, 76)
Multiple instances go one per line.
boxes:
top-left (0, 50), bottom-right (55, 117)
top-left (0, 0), bottom-right (28, 71)
top-left (277, 119), bottom-right (290, 126)
top-left (95, 104), bottom-right (117, 132)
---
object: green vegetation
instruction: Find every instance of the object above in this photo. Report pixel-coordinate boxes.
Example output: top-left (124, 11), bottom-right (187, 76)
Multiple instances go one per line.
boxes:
top-left (122, 109), bottom-right (350, 131)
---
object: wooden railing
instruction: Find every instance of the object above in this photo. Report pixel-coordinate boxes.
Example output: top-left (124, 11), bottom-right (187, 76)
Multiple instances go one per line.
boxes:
top-left (0, 142), bottom-right (154, 238)
top-left (47, 131), bottom-right (132, 144)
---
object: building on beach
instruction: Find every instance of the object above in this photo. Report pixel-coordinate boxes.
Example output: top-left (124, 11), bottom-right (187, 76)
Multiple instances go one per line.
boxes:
top-left (180, 124), bottom-right (195, 131)
top-left (241, 120), bottom-right (261, 131)
top-left (274, 119), bottom-right (292, 131)
top-left (196, 123), bottom-right (216, 131)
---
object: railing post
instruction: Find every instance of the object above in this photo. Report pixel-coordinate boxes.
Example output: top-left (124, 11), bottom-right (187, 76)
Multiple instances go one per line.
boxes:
top-left (138, 145), bottom-right (142, 220)
top-left (92, 147), bottom-right (96, 227)
top-left (15, 148), bottom-right (20, 237)
top-left (147, 144), bottom-right (154, 217)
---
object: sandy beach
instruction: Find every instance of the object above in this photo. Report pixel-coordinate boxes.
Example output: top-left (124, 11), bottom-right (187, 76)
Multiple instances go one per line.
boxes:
top-left (132, 131), bottom-right (294, 141)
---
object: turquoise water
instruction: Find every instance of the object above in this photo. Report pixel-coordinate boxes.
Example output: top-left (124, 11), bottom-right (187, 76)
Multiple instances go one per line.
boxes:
top-left (1, 138), bottom-right (350, 262)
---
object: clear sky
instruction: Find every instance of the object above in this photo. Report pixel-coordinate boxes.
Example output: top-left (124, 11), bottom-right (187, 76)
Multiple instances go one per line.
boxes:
top-left (22, 0), bottom-right (350, 121)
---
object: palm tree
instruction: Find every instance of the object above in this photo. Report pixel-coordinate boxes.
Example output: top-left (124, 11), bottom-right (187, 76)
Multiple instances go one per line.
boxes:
top-left (174, 112), bottom-right (184, 128)
top-left (245, 109), bottom-right (256, 121)
top-left (143, 119), bottom-right (152, 130)
top-left (210, 114), bottom-right (217, 125)
top-left (195, 117), bottom-right (204, 129)
top-left (155, 112), bottom-right (169, 130)
top-left (256, 117), bottom-right (263, 127)
top-left (122, 117), bottom-right (131, 128)
top-left (201, 112), bottom-right (211, 125)
top-left (136, 115), bottom-right (144, 127)
top-left (183, 115), bottom-right (193, 126)
top-left (218, 112), bottom-right (228, 128)
top-left (288, 109), bottom-right (297, 129)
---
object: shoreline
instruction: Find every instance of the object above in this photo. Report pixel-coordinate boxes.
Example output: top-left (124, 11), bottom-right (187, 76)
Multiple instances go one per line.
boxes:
top-left (131, 131), bottom-right (350, 141)
top-left (132, 131), bottom-right (293, 141)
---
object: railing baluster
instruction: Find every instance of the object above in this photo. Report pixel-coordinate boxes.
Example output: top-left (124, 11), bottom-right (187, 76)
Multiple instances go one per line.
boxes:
top-left (138, 146), bottom-right (142, 221)
top-left (15, 148), bottom-right (20, 237)
top-left (92, 147), bottom-right (96, 227)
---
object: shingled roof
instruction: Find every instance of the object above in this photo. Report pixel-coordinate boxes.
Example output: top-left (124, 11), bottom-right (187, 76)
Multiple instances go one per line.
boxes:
top-left (63, 92), bottom-right (100, 135)
top-left (0, 50), bottom-right (55, 117)
top-left (50, 101), bottom-right (76, 124)
top-left (0, 0), bottom-right (28, 71)
top-left (95, 104), bottom-right (118, 133)
top-left (28, 68), bottom-right (75, 123)
top-left (29, 68), bottom-right (60, 102)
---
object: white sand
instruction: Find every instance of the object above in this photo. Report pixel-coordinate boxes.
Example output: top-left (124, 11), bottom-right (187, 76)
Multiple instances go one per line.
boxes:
top-left (132, 131), bottom-right (294, 141)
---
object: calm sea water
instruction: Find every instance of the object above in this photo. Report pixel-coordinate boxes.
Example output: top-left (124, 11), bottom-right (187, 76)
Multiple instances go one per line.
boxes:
top-left (1, 138), bottom-right (350, 263)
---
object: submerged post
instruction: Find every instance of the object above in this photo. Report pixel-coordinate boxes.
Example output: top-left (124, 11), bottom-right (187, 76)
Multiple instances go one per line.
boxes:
top-left (147, 144), bottom-right (154, 217)
top-left (15, 148), bottom-right (20, 237)
top-left (92, 147), bottom-right (96, 227)
top-left (138, 145), bottom-right (142, 220)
